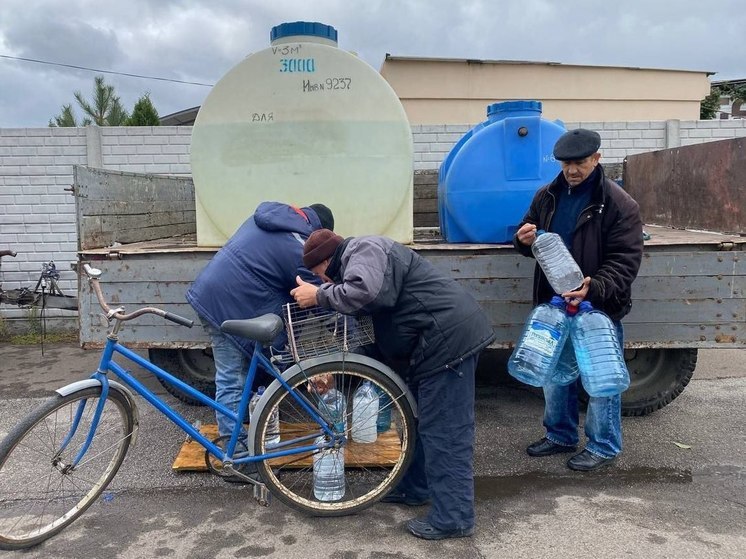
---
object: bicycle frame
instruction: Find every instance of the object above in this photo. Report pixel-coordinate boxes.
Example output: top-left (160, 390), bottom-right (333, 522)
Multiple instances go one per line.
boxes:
top-left (67, 335), bottom-right (342, 470)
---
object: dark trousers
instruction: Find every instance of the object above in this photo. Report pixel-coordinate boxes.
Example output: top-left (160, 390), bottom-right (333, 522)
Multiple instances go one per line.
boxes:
top-left (395, 353), bottom-right (478, 530)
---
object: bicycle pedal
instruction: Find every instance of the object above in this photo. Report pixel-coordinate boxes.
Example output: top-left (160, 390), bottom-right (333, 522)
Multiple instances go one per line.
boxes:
top-left (253, 483), bottom-right (271, 506)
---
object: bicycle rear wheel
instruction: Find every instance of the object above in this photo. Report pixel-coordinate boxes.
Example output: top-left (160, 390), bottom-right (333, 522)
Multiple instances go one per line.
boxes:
top-left (0, 386), bottom-right (135, 550)
top-left (252, 360), bottom-right (416, 516)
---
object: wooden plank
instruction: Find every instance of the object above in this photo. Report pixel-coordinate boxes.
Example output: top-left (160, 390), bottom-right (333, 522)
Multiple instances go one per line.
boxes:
top-left (173, 423), bottom-right (401, 471)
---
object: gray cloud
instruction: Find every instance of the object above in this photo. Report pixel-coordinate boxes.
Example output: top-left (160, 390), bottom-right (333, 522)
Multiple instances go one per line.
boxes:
top-left (0, 0), bottom-right (742, 127)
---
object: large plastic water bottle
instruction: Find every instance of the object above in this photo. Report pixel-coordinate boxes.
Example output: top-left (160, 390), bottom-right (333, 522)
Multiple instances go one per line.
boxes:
top-left (313, 437), bottom-right (345, 501)
top-left (571, 301), bottom-right (630, 397)
top-left (508, 296), bottom-right (570, 387)
top-left (531, 230), bottom-right (584, 294)
top-left (313, 387), bottom-right (347, 501)
top-left (376, 387), bottom-right (393, 434)
top-left (352, 381), bottom-right (379, 443)
top-left (249, 386), bottom-right (281, 445)
top-left (550, 305), bottom-right (580, 385)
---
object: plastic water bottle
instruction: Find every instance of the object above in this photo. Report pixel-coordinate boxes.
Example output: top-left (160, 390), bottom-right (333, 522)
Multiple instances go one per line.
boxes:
top-left (508, 296), bottom-right (570, 387)
top-left (249, 386), bottom-right (281, 445)
top-left (318, 387), bottom-right (347, 433)
top-left (352, 381), bottom-right (379, 443)
top-left (313, 436), bottom-right (345, 501)
top-left (571, 301), bottom-right (630, 397)
top-left (550, 305), bottom-right (580, 385)
top-left (376, 387), bottom-right (392, 434)
top-left (531, 230), bottom-right (584, 294)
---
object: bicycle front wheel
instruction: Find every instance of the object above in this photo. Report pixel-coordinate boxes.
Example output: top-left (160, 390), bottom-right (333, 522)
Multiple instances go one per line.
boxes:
top-left (0, 386), bottom-right (135, 550)
top-left (253, 360), bottom-right (416, 516)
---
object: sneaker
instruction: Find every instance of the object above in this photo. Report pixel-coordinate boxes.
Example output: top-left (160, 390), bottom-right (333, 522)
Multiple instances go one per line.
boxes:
top-left (406, 518), bottom-right (474, 540)
top-left (380, 491), bottom-right (429, 506)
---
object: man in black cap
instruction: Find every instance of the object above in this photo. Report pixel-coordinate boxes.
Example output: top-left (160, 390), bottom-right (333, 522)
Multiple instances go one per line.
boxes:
top-left (186, 201), bottom-right (333, 482)
top-left (513, 128), bottom-right (643, 471)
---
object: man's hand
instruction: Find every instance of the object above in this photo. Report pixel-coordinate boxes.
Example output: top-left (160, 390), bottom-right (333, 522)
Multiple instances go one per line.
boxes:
top-left (291, 276), bottom-right (320, 308)
top-left (516, 223), bottom-right (538, 246)
top-left (307, 373), bottom-right (334, 396)
top-left (562, 276), bottom-right (591, 307)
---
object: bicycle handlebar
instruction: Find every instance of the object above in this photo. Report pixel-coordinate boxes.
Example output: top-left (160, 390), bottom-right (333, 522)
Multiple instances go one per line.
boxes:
top-left (0, 250), bottom-right (17, 258)
top-left (82, 263), bottom-right (194, 328)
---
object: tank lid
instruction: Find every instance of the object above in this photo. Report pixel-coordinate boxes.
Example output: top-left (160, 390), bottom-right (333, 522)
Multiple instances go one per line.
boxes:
top-left (487, 100), bottom-right (542, 118)
top-left (270, 21), bottom-right (338, 43)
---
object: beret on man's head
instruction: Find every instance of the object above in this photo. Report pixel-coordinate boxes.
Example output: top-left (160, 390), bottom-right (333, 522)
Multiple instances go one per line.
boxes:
top-left (303, 229), bottom-right (344, 269)
top-left (553, 129), bottom-right (602, 161)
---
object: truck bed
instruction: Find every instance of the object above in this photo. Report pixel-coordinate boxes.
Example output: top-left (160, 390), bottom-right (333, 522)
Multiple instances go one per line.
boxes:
top-left (78, 225), bottom-right (746, 350)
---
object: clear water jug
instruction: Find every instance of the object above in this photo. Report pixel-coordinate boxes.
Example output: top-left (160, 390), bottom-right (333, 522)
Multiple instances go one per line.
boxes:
top-left (508, 296), bottom-right (570, 387)
top-left (532, 230), bottom-right (584, 294)
top-left (352, 381), bottom-right (378, 443)
top-left (571, 301), bottom-right (630, 397)
top-left (249, 386), bottom-right (280, 445)
top-left (313, 436), bottom-right (345, 501)
top-left (317, 387), bottom-right (347, 433)
top-left (376, 386), bottom-right (392, 433)
top-left (550, 305), bottom-right (580, 385)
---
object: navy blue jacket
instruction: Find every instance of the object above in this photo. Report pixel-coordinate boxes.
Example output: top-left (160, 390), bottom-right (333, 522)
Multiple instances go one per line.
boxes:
top-left (186, 202), bottom-right (323, 356)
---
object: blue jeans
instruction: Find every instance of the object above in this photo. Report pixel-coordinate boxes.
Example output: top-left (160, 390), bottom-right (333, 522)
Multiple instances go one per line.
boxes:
top-left (542, 321), bottom-right (624, 459)
top-left (394, 354), bottom-right (478, 531)
top-left (201, 318), bottom-right (250, 444)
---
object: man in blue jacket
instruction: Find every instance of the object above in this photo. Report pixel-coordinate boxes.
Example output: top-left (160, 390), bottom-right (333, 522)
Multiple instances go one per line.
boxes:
top-left (186, 202), bottom-right (334, 479)
top-left (291, 230), bottom-right (495, 540)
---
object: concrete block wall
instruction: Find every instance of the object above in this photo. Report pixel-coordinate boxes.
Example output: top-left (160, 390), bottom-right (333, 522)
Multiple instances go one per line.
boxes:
top-left (2, 119), bottom-right (746, 324)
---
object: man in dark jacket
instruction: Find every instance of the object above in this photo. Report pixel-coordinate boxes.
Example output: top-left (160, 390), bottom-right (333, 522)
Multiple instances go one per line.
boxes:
top-left (291, 230), bottom-right (495, 540)
top-left (514, 128), bottom-right (643, 471)
top-left (186, 202), bottom-right (334, 459)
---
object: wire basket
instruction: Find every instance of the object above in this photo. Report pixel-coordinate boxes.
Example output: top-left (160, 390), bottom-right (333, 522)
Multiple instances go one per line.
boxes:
top-left (281, 302), bottom-right (375, 363)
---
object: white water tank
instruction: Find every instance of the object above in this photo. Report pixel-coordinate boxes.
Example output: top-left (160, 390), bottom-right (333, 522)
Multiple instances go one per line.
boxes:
top-left (191, 21), bottom-right (413, 246)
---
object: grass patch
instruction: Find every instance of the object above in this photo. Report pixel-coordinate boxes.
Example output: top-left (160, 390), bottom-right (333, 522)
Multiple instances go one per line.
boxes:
top-left (1, 330), bottom-right (78, 345)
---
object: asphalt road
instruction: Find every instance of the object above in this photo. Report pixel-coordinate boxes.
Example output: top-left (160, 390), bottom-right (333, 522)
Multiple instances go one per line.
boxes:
top-left (0, 344), bottom-right (744, 559)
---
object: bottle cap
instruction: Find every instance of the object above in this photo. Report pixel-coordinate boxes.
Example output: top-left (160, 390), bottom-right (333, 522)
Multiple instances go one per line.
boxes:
top-left (566, 304), bottom-right (579, 316)
top-left (257, 386), bottom-right (266, 395)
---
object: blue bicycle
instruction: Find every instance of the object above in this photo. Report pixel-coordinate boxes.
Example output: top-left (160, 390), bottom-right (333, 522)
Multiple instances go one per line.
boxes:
top-left (0, 264), bottom-right (417, 550)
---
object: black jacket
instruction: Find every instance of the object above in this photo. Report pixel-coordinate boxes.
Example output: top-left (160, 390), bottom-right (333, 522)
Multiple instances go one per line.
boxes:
top-left (513, 165), bottom-right (643, 321)
top-left (319, 236), bottom-right (495, 382)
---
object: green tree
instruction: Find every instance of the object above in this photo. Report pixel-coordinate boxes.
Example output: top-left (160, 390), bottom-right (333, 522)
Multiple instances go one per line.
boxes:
top-left (73, 76), bottom-right (128, 125)
top-left (48, 103), bottom-right (91, 127)
top-left (127, 93), bottom-right (160, 126)
top-left (49, 75), bottom-right (159, 127)
top-left (700, 89), bottom-right (721, 120)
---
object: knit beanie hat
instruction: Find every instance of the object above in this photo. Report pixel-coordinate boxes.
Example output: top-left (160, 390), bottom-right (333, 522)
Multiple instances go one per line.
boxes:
top-left (303, 229), bottom-right (344, 269)
top-left (309, 203), bottom-right (334, 231)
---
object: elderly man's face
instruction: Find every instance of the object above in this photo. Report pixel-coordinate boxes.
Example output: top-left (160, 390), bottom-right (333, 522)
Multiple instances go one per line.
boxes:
top-left (560, 152), bottom-right (601, 187)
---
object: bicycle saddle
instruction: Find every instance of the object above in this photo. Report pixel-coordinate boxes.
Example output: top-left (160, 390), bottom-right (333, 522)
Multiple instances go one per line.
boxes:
top-left (220, 314), bottom-right (284, 344)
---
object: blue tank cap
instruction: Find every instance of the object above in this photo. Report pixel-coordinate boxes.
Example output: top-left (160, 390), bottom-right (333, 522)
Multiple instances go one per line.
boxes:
top-left (578, 301), bottom-right (594, 312)
top-left (487, 100), bottom-right (543, 118)
top-left (270, 21), bottom-right (338, 43)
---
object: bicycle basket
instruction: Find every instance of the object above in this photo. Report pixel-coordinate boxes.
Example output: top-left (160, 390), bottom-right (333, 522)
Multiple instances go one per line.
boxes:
top-left (282, 302), bottom-right (375, 362)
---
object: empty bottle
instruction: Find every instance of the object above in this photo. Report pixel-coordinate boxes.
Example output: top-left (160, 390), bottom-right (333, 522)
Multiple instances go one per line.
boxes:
top-left (313, 436), bottom-right (345, 501)
top-left (571, 301), bottom-right (630, 397)
top-left (509, 296), bottom-right (570, 387)
top-left (352, 381), bottom-right (379, 443)
top-left (249, 386), bottom-right (281, 445)
top-left (550, 305), bottom-right (580, 385)
top-left (531, 230), bottom-right (584, 294)
top-left (376, 386), bottom-right (393, 434)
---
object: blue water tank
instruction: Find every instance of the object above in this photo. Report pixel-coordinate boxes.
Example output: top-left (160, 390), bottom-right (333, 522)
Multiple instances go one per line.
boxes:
top-left (438, 100), bottom-right (566, 243)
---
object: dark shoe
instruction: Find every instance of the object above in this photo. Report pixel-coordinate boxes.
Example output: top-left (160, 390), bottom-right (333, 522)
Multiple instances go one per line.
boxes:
top-left (380, 491), bottom-right (429, 506)
top-left (567, 449), bottom-right (616, 471)
top-left (222, 462), bottom-right (260, 484)
top-left (526, 438), bottom-right (577, 457)
top-left (406, 518), bottom-right (474, 541)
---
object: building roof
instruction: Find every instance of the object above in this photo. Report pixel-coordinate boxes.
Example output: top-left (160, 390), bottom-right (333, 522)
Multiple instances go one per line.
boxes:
top-left (382, 54), bottom-right (715, 76)
top-left (159, 106), bottom-right (200, 126)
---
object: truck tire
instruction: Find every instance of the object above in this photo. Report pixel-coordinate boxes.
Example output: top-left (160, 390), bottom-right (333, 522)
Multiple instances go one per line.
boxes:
top-left (148, 348), bottom-right (216, 405)
top-left (620, 348), bottom-right (697, 417)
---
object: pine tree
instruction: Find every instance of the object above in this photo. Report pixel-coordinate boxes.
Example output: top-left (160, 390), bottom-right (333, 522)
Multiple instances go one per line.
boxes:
top-left (127, 93), bottom-right (160, 126)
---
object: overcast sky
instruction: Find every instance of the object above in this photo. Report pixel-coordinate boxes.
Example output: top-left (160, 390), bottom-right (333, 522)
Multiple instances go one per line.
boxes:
top-left (1, 0), bottom-right (743, 127)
